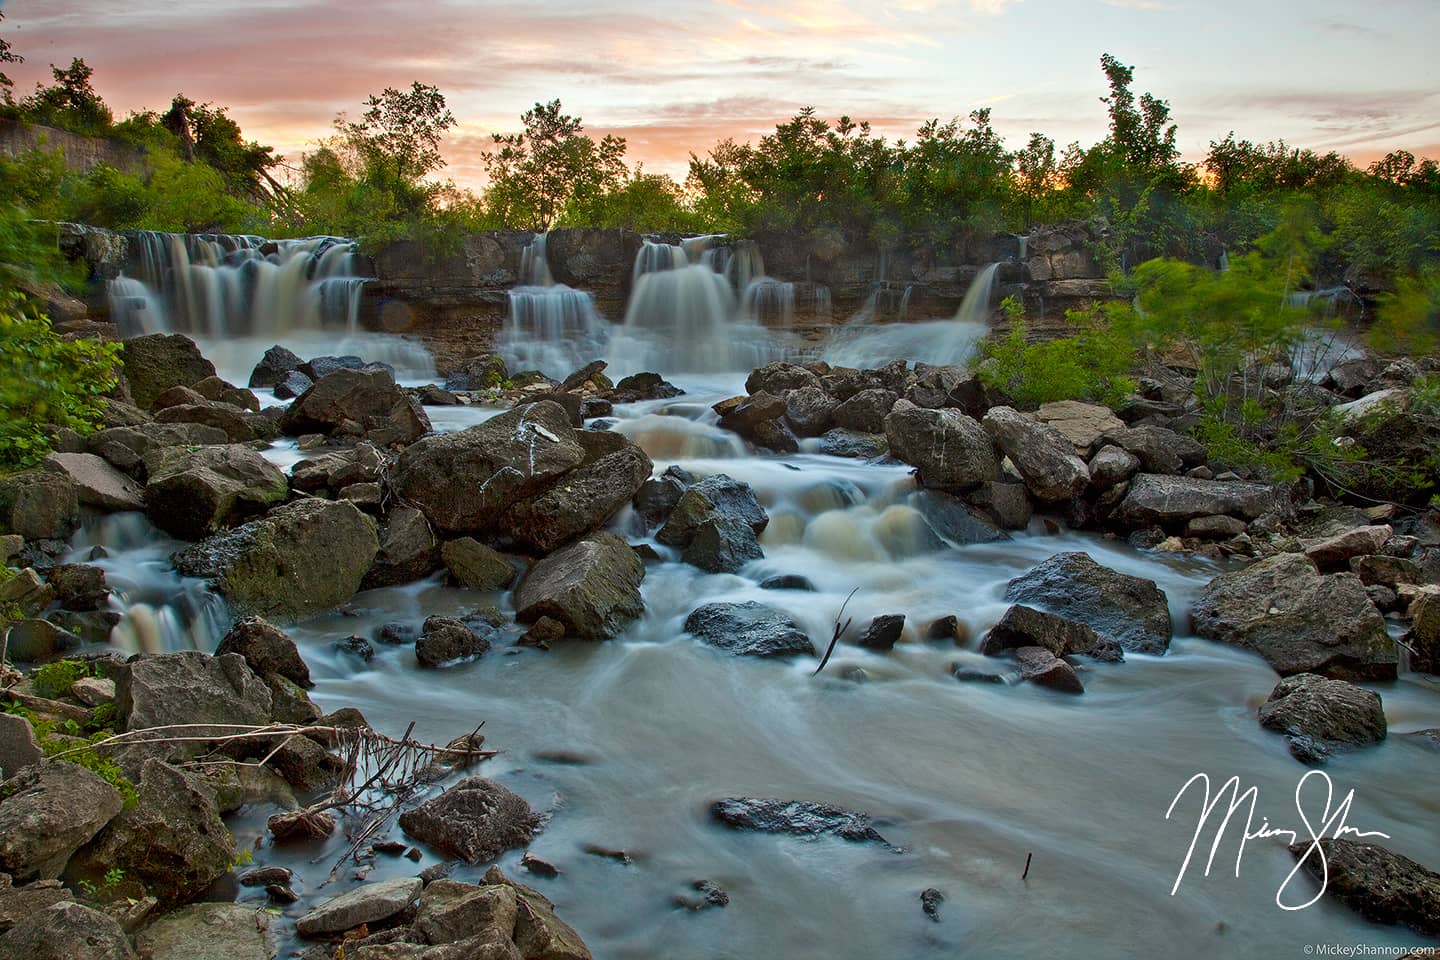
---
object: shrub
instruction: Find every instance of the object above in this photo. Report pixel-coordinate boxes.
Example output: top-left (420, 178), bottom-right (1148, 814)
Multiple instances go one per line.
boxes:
top-left (31, 658), bottom-right (91, 698)
top-left (977, 297), bottom-right (1136, 408)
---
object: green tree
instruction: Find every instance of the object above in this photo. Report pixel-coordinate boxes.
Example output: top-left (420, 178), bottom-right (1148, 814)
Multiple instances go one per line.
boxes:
top-left (0, 13), bottom-right (23, 101)
top-left (1011, 132), bottom-right (1057, 227)
top-left (340, 82), bottom-right (456, 186)
top-left (21, 58), bottom-right (113, 133)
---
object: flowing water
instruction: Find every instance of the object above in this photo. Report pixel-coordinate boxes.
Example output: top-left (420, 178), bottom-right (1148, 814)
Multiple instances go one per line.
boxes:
top-left (83, 232), bottom-right (1440, 958)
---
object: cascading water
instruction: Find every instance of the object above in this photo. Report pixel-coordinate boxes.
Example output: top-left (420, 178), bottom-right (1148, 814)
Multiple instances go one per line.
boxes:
top-left (105, 229), bottom-right (435, 384)
top-left (498, 233), bottom-right (612, 379)
top-left (954, 262), bottom-right (1000, 326)
top-left (723, 238), bottom-right (765, 292)
top-left (822, 264), bottom-right (997, 368)
top-left (738, 277), bottom-right (796, 327)
top-left (632, 239), bottom-right (690, 283)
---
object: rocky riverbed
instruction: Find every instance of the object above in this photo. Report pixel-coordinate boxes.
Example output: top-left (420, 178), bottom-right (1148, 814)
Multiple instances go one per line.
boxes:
top-left (0, 331), bottom-right (1438, 958)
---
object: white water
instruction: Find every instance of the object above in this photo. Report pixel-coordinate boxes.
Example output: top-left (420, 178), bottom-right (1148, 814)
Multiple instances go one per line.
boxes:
top-left (955, 262), bottom-right (1000, 327)
top-left (498, 233), bottom-right (613, 379)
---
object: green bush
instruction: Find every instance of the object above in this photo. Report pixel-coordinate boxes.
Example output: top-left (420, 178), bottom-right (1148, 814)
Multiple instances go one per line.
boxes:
top-left (31, 658), bottom-right (91, 698)
top-left (977, 298), bottom-right (1136, 408)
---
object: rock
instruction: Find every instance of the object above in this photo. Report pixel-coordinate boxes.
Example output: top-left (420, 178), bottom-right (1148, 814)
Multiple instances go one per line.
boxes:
top-left (1013, 645), bottom-right (1085, 693)
top-left (716, 392), bottom-right (793, 451)
top-left (134, 902), bottom-right (276, 960)
top-left (1034, 401), bottom-right (1126, 451)
top-left (816, 429), bottom-right (888, 460)
top-left (1087, 445), bottom-right (1141, 490)
top-left (481, 867), bottom-right (592, 960)
top-left (0, 901), bottom-right (136, 960)
top-left (0, 471), bottom-right (79, 541)
top-left (683, 602), bottom-right (813, 658)
top-left (498, 436), bottom-right (652, 554)
top-left (174, 499), bottom-right (379, 620)
top-left (857, 614), bottom-right (905, 651)
top-left (364, 506), bottom-right (442, 589)
top-left (248, 345), bottom-right (304, 389)
top-left (1101, 425), bottom-right (1206, 475)
top-left (265, 674), bottom-right (322, 725)
top-left (89, 423), bottom-right (229, 477)
top-left (122, 333), bottom-right (216, 409)
top-left (413, 879), bottom-right (518, 946)
top-left (340, 482), bottom-right (383, 509)
top-left (920, 887), bottom-right (945, 922)
top-left (267, 809), bottom-right (335, 843)
top-left (1185, 515), bottom-right (1249, 539)
top-left (153, 402), bottom-right (278, 444)
top-left (656, 473), bottom-right (768, 549)
top-left (681, 517), bottom-right (763, 573)
top-left (610, 372), bottom-right (682, 403)
top-left (1405, 589), bottom-right (1440, 675)
top-left (965, 481), bottom-right (1031, 530)
top-left (44, 562), bottom-right (108, 610)
top-left (444, 353), bottom-right (509, 393)
top-left (1350, 554), bottom-right (1422, 589)
top-left (67, 759), bottom-right (234, 906)
top-left (1191, 553), bottom-right (1395, 679)
top-left (513, 532), bottom-right (645, 640)
top-left (758, 575), bottom-right (815, 591)
top-left (904, 365), bottom-right (987, 414)
top-left (0, 876), bottom-right (67, 932)
top-left (216, 617), bottom-right (312, 689)
top-left (40, 453), bottom-right (144, 511)
top-left (290, 446), bottom-right (393, 494)
top-left (271, 370), bottom-right (314, 400)
top-left (883, 402), bottom-right (999, 491)
top-left (710, 798), bottom-right (887, 844)
top-left (0, 762), bottom-right (122, 881)
top-left (1288, 839), bottom-right (1440, 937)
top-left (783, 386), bottom-right (839, 436)
top-left (117, 651), bottom-right (273, 734)
top-left (1005, 552), bottom-right (1172, 654)
top-left (832, 388), bottom-right (898, 434)
top-left (0, 568), bottom-right (51, 616)
top-left (632, 468), bottom-right (690, 530)
top-left (296, 877), bottom-right (423, 938)
top-left (398, 778), bottom-right (537, 865)
top-left (395, 402), bottom-right (585, 536)
top-left (1335, 389), bottom-right (1407, 423)
top-left (417, 616), bottom-right (491, 667)
top-left (745, 362), bottom-right (822, 396)
top-left (142, 444), bottom-right (288, 540)
top-left (0, 715), bottom-right (42, 779)
top-left (190, 376), bottom-right (259, 413)
top-left (297, 355), bottom-right (365, 381)
top-left (416, 383), bottom-right (462, 406)
top-left (910, 490), bottom-right (1006, 545)
top-left (281, 368), bottom-right (431, 448)
top-left (1116, 474), bottom-right (1275, 528)
top-left (337, 635), bottom-right (375, 663)
top-left (981, 406), bottom-right (1092, 504)
top-left (2, 620), bottom-right (81, 663)
top-left (1257, 673), bottom-right (1386, 764)
top-left (980, 604), bottom-right (1119, 661)
top-left (441, 539), bottom-right (516, 591)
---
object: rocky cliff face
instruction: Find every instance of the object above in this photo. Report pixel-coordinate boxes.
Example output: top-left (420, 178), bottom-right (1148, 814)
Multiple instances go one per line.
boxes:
top-left (0, 119), bottom-right (147, 175)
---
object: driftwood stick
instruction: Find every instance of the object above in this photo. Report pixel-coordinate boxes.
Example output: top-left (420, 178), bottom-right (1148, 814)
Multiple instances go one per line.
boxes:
top-left (1022, 852), bottom-right (1033, 881)
top-left (812, 588), bottom-right (859, 677)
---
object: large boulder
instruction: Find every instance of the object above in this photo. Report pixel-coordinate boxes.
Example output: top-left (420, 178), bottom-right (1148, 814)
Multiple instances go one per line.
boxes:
top-left (910, 490), bottom-right (1005, 545)
top-left (1004, 552), bottom-right (1172, 654)
top-left (513, 532), bottom-right (645, 640)
top-left (1101, 425), bottom-right (1206, 475)
top-left (0, 764), bottom-right (123, 880)
top-left (1191, 553), bottom-right (1396, 679)
top-left (783, 386), bottom-right (839, 436)
top-left (122, 333), bottom-right (216, 410)
top-left (683, 601), bottom-right (813, 658)
top-left (247, 344), bottom-right (303, 389)
top-left (362, 506), bottom-right (441, 589)
top-left (40, 452), bottom-right (144, 512)
top-left (1033, 401), bottom-right (1125, 452)
top-left (441, 538), bottom-right (516, 591)
top-left (280, 368), bottom-right (430, 448)
top-left (481, 867), bottom-right (592, 960)
top-left (153, 402), bottom-right (278, 444)
top-left (656, 474), bottom-right (767, 547)
top-left (1013, 645), bottom-right (1085, 693)
top-left (1257, 673), bottom-right (1386, 764)
top-left (745, 362), bottom-right (822, 396)
top-left (0, 901), bottom-right (136, 960)
top-left (142, 444), bottom-right (288, 541)
top-left (134, 902), bottom-right (276, 960)
top-left (215, 617), bottom-right (312, 689)
top-left (290, 444), bottom-right (390, 494)
top-left (296, 877), bottom-right (423, 938)
top-left (904, 365), bottom-right (988, 415)
top-left (982, 406), bottom-right (1089, 504)
top-left (832, 388), bottom-right (898, 434)
top-left (416, 616), bottom-right (492, 667)
top-left (1406, 588), bottom-right (1440, 675)
top-left (413, 878), bottom-right (518, 947)
top-left (68, 760), bottom-right (235, 906)
top-left (398, 777), bottom-right (537, 865)
top-left (1288, 839), bottom-right (1440, 937)
top-left (498, 433), bottom-right (652, 554)
top-left (117, 651), bottom-right (274, 734)
top-left (980, 604), bottom-right (1120, 661)
top-left (883, 402), bottom-right (999, 491)
top-left (1116, 474), bottom-right (1275, 528)
top-left (395, 402), bottom-right (585, 535)
top-left (682, 517), bottom-right (764, 573)
top-left (0, 471), bottom-right (78, 541)
top-left (173, 499), bottom-right (379, 620)
top-left (89, 422), bottom-right (229, 477)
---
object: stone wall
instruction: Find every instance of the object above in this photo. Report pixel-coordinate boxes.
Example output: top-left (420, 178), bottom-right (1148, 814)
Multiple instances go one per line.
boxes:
top-left (0, 119), bottom-right (146, 174)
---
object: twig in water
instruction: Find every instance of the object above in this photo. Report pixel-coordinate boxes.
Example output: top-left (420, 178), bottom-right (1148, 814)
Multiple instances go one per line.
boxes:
top-left (1022, 851), bottom-right (1033, 881)
top-left (812, 588), bottom-right (859, 677)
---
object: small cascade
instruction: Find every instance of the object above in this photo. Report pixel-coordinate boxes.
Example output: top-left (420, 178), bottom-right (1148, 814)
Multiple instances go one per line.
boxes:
top-left (607, 264), bottom-right (777, 375)
top-left (738, 277), bottom-right (796, 327)
top-left (723, 239), bottom-right (765, 293)
top-left (632, 240), bottom-right (689, 284)
top-left (814, 285), bottom-right (833, 320)
top-left (954, 263), bottom-right (1000, 326)
top-left (898, 284), bottom-right (916, 322)
top-left (498, 233), bottom-right (612, 379)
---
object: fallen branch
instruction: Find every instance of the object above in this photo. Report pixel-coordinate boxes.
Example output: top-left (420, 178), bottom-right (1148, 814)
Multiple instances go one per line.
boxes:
top-left (812, 588), bottom-right (859, 677)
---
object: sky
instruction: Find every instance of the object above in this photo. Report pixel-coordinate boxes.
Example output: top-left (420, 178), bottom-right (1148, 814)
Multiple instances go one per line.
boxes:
top-left (3, 0), bottom-right (1437, 191)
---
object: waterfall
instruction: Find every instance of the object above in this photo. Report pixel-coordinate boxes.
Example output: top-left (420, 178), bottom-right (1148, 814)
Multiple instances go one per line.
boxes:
top-left (498, 233), bottom-right (612, 379)
top-left (723, 239), bottom-right (764, 292)
top-left (1017, 235), bottom-right (1029, 261)
top-left (814, 285), bottom-right (833, 320)
top-left (821, 263), bottom-right (998, 368)
top-left (954, 263), bottom-right (1000, 326)
top-left (898, 284), bottom-right (916, 322)
top-left (739, 277), bottom-right (795, 327)
top-left (632, 240), bottom-right (689, 284)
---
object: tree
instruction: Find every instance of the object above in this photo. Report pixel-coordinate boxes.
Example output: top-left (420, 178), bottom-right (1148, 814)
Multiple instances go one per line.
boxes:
top-left (1099, 53), bottom-right (1179, 175)
top-left (0, 13), bottom-right (22, 100)
top-left (21, 58), bottom-right (113, 132)
top-left (340, 82), bottom-right (455, 186)
top-left (1012, 132), bottom-right (1057, 227)
top-left (481, 100), bottom-right (628, 230)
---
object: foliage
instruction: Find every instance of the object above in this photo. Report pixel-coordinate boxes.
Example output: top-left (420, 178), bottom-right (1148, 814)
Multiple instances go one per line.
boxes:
top-left (14, 58), bottom-right (114, 134)
top-left (0, 13), bottom-right (21, 99)
top-left (1369, 268), bottom-right (1440, 355)
top-left (1, 702), bottom-right (137, 807)
top-left (977, 297), bottom-right (1135, 407)
top-left (341, 82), bottom-right (455, 185)
top-left (31, 658), bottom-right (92, 699)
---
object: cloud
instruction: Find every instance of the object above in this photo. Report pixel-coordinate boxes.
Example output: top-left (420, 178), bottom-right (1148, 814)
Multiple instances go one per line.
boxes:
top-left (969, 0), bottom-right (1023, 12)
top-left (1102, 0), bottom-right (1178, 9)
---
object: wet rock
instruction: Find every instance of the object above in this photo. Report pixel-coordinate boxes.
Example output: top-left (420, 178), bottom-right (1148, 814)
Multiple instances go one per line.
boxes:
top-left (0, 470), bottom-right (79, 542)
top-left (441, 539), bottom-right (516, 591)
top-left (1304, 525), bottom-right (1395, 571)
top-left (745, 362), bottom-right (822, 396)
top-left (520, 853), bottom-right (560, 878)
top-left (657, 474), bottom-right (768, 548)
top-left (89, 422), bottom-right (230, 477)
top-left (709, 798), bottom-right (887, 844)
top-left (417, 616), bottom-right (491, 668)
top-left (117, 651), bottom-right (273, 735)
top-left (1013, 645), bottom-right (1084, 693)
top-left (281, 368), bottom-right (431, 448)
top-left (1185, 515), bottom-right (1248, 539)
top-left (519, 616), bottom-right (566, 646)
top-left (1117, 474), bottom-right (1275, 529)
top-left (499, 435), bottom-right (652, 553)
top-left (268, 809), bottom-right (335, 843)
top-left (481, 867), bottom-right (592, 960)
top-left (759, 575), bottom-right (816, 591)
top-left (0, 763), bottom-right (123, 880)
top-left (297, 355), bottom-right (366, 381)
top-left (783, 386), bottom-right (839, 436)
top-left (134, 902), bottom-right (276, 960)
top-left (1258, 673), bottom-right (1386, 764)
top-left (142, 443), bottom-right (288, 541)
top-left (610, 372), bottom-right (682, 403)
top-left (338, 635), bottom-right (375, 663)
top-left (0, 901), bottom-right (136, 960)
top-left (296, 876), bottom-right (423, 938)
top-left (816, 428), bottom-right (888, 460)
top-left (153, 401), bottom-right (279, 444)
top-left (40, 452), bottom-right (144, 512)
top-left (1191, 553), bottom-right (1395, 679)
top-left (925, 615), bottom-right (962, 643)
top-left (910, 490), bottom-right (1006, 545)
top-left (982, 406), bottom-right (1089, 504)
top-left (0, 714), bottom-right (41, 779)
top-left (682, 517), bottom-right (763, 573)
top-left (920, 887), bottom-right (944, 922)
top-left (173, 499), bottom-right (379, 620)
top-left (1350, 554), bottom-right (1422, 589)
top-left (68, 759), bottom-right (236, 906)
top-left (683, 601), bottom-right (813, 658)
top-left (271, 370), bottom-right (314, 400)
top-left (980, 604), bottom-right (1120, 661)
top-left (1405, 588), bottom-right (1440, 675)
top-left (857, 614), bottom-right (905, 651)
top-left (965, 481), bottom-right (1032, 530)
top-left (44, 562), bottom-right (109, 610)
top-left (395, 402), bottom-right (585, 536)
top-left (1288, 839), bottom-right (1439, 937)
top-left (1101, 425), bottom-right (1206, 475)
top-left (884, 402), bottom-right (999, 491)
top-left (122, 333), bottom-right (216, 409)
top-left (675, 879), bottom-right (730, 910)
top-left (904, 365), bottom-right (987, 414)
top-left (363, 506), bottom-right (442, 589)
top-left (248, 345), bottom-right (304, 389)
top-left (633, 467), bottom-right (691, 530)
top-left (3, 619), bottom-right (81, 662)
top-left (413, 878), bottom-right (519, 946)
top-left (514, 532), bottom-right (645, 640)
top-left (377, 622), bottom-right (419, 646)
top-left (833, 388), bottom-right (898, 434)
top-left (216, 616), bottom-right (312, 689)
top-left (290, 444), bottom-right (389, 494)
top-left (1005, 552), bottom-right (1172, 654)
top-left (1087, 445), bottom-right (1141, 490)
top-left (191, 375), bottom-right (260, 412)
top-left (399, 778), bottom-right (537, 865)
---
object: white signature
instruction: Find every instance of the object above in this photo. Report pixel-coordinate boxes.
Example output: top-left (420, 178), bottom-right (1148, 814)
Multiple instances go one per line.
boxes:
top-left (1165, 770), bottom-right (1392, 910)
